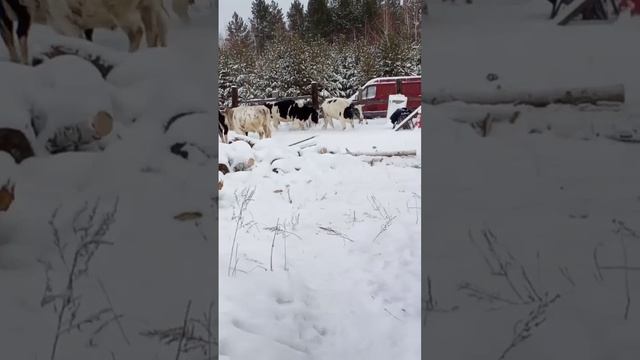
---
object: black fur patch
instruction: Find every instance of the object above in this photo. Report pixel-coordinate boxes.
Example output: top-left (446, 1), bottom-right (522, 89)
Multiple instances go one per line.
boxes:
top-left (343, 104), bottom-right (355, 119)
top-left (274, 99), bottom-right (295, 119)
top-left (218, 110), bottom-right (228, 136)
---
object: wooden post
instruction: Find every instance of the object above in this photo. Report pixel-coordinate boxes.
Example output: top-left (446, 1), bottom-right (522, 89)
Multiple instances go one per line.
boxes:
top-left (311, 81), bottom-right (319, 110)
top-left (396, 79), bottom-right (403, 94)
top-left (357, 87), bottom-right (363, 101)
top-left (231, 86), bottom-right (238, 108)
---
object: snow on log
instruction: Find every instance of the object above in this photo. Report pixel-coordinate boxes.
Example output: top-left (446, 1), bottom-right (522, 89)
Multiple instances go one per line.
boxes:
top-left (0, 128), bottom-right (36, 163)
top-left (344, 148), bottom-right (417, 157)
top-left (228, 133), bottom-right (258, 147)
top-left (43, 111), bottom-right (114, 154)
top-left (32, 43), bottom-right (124, 79)
top-left (220, 141), bottom-right (256, 172)
top-left (424, 84), bottom-right (625, 107)
top-left (447, 108), bottom-right (521, 137)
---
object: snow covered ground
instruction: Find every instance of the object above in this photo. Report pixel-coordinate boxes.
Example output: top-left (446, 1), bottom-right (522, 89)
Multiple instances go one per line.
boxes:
top-left (425, 1), bottom-right (640, 359)
top-left (1, 2), bottom-right (217, 359)
top-left (219, 119), bottom-right (421, 360)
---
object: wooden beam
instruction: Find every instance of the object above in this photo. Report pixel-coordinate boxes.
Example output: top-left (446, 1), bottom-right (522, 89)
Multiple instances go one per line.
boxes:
top-left (231, 86), bottom-right (239, 108)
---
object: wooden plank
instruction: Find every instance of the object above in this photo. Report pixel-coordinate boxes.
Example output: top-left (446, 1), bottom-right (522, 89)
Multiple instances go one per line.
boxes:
top-left (558, 0), bottom-right (598, 25)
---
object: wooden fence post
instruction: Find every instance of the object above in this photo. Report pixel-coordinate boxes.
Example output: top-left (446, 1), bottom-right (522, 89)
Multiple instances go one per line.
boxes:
top-left (311, 81), bottom-right (319, 110)
top-left (231, 86), bottom-right (238, 108)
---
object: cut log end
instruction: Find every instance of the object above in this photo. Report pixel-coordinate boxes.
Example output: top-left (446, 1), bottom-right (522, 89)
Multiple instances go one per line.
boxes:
top-left (0, 128), bottom-right (35, 164)
top-left (0, 180), bottom-right (15, 212)
top-left (92, 111), bottom-right (114, 138)
top-left (219, 163), bottom-right (230, 175)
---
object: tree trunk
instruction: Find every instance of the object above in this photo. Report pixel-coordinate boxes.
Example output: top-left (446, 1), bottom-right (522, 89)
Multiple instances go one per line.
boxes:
top-left (424, 84), bottom-right (625, 107)
top-left (344, 148), bottom-right (417, 157)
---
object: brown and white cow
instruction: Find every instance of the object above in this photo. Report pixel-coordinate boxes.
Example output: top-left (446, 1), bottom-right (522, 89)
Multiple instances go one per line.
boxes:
top-left (225, 105), bottom-right (272, 139)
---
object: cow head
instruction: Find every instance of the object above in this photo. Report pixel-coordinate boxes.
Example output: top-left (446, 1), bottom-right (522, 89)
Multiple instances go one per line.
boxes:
top-left (311, 108), bottom-right (319, 124)
top-left (344, 104), bottom-right (355, 119)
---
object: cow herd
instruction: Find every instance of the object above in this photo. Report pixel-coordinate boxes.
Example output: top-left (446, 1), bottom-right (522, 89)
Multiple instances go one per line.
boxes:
top-left (218, 97), bottom-right (366, 142)
top-left (0, 0), bottom-right (194, 65)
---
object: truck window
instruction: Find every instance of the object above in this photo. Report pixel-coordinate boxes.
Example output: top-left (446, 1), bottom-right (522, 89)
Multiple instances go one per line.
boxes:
top-left (362, 85), bottom-right (376, 100)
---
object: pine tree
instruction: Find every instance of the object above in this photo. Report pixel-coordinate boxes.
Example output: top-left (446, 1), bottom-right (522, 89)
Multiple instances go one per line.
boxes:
top-left (359, 0), bottom-right (381, 41)
top-left (268, 1), bottom-right (287, 37)
top-left (225, 12), bottom-right (252, 50)
top-left (306, 0), bottom-right (332, 40)
top-left (330, 0), bottom-right (359, 40)
top-left (287, 0), bottom-right (306, 37)
top-left (250, 0), bottom-right (272, 53)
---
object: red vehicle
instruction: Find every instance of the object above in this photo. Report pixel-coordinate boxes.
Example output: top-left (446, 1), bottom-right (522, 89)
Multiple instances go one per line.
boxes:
top-left (353, 76), bottom-right (422, 119)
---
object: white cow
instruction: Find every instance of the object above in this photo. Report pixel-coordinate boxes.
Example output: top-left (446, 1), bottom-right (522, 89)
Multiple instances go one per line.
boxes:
top-left (225, 105), bottom-right (272, 139)
top-left (320, 97), bottom-right (359, 130)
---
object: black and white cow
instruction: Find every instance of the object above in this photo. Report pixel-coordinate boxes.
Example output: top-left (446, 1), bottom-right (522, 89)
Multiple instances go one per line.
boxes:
top-left (320, 98), bottom-right (364, 130)
top-left (218, 109), bottom-right (229, 143)
top-left (264, 99), bottom-right (319, 130)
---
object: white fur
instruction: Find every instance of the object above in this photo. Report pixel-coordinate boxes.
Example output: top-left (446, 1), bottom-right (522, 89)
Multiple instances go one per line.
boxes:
top-left (225, 105), bottom-right (272, 139)
top-left (321, 97), bottom-right (355, 130)
top-left (23, 0), bottom-right (169, 51)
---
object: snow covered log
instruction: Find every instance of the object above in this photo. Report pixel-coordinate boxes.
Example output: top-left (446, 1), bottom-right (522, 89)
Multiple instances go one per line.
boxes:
top-left (44, 111), bottom-right (114, 154)
top-left (424, 84), bottom-right (625, 107)
top-left (0, 128), bottom-right (35, 163)
top-left (219, 141), bottom-right (256, 173)
top-left (450, 109), bottom-right (521, 125)
top-left (32, 44), bottom-right (122, 78)
top-left (228, 134), bottom-right (257, 147)
top-left (0, 180), bottom-right (15, 212)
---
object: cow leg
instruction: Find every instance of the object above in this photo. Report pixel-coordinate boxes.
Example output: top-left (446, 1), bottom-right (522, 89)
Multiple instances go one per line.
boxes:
top-left (14, 2), bottom-right (29, 65)
top-left (264, 122), bottom-right (272, 138)
top-left (0, 15), bottom-right (18, 63)
top-left (139, 4), bottom-right (156, 47)
top-left (337, 112), bottom-right (346, 130)
top-left (117, 12), bottom-right (144, 52)
top-left (155, 10), bottom-right (168, 47)
top-left (84, 29), bottom-right (94, 41)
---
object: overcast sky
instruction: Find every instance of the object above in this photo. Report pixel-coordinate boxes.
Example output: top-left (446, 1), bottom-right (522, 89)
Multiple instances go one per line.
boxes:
top-left (219, 0), bottom-right (309, 36)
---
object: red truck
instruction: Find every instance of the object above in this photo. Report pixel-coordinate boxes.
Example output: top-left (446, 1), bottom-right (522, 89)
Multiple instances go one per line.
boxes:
top-left (353, 76), bottom-right (422, 119)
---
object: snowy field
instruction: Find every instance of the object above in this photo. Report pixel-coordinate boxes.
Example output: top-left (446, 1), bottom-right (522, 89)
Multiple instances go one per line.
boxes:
top-left (425, 1), bottom-right (640, 359)
top-left (0, 2), bottom-right (217, 359)
top-left (219, 119), bottom-right (421, 359)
